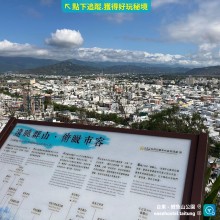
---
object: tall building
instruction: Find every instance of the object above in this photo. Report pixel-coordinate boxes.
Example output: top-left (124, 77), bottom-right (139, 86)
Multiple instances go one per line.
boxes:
top-left (156, 78), bottom-right (163, 86)
top-left (186, 75), bottom-right (195, 86)
top-left (23, 85), bottom-right (44, 116)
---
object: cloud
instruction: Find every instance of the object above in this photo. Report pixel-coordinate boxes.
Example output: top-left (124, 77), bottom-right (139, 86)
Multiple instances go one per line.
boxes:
top-left (0, 40), bottom-right (48, 57)
top-left (0, 40), bottom-right (193, 65)
top-left (152, 0), bottom-right (182, 8)
top-left (165, 0), bottom-right (220, 66)
top-left (74, 47), bottom-right (185, 63)
top-left (27, 8), bottom-right (42, 18)
top-left (103, 13), bottom-right (134, 23)
top-left (166, 0), bottom-right (220, 45)
top-left (121, 36), bottom-right (168, 43)
top-left (45, 29), bottom-right (84, 48)
top-left (167, 1), bottom-right (220, 46)
top-left (199, 43), bottom-right (217, 53)
top-left (40, 0), bottom-right (53, 6)
top-left (1, 39), bottom-right (219, 67)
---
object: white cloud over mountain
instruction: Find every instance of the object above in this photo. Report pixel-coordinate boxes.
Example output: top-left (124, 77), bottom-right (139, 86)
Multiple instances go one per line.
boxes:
top-left (73, 47), bottom-right (190, 65)
top-left (0, 40), bottom-right (48, 57)
top-left (45, 29), bottom-right (84, 48)
top-left (0, 39), bottom-right (198, 66)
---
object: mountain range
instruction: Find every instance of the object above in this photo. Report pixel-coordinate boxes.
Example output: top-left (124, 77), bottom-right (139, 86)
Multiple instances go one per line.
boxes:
top-left (0, 56), bottom-right (58, 72)
top-left (187, 66), bottom-right (220, 76)
top-left (0, 56), bottom-right (219, 76)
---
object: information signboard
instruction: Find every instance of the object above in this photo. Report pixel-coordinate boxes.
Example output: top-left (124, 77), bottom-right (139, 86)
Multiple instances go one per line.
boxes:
top-left (0, 118), bottom-right (208, 220)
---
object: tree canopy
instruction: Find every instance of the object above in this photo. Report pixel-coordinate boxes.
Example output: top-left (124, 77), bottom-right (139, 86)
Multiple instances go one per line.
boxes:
top-left (132, 105), bottom-right (208, 134)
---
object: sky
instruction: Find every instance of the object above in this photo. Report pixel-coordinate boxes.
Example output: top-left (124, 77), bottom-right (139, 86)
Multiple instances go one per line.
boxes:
top-left (0, 0), bottom-right (220, 67)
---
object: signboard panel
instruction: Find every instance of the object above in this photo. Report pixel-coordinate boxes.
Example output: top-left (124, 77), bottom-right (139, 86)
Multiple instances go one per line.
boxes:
top-left (0, 119), bottom-right (208, 220)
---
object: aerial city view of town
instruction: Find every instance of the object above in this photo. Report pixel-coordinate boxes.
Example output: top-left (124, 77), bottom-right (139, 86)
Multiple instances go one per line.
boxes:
top-left (0, 72), bottom-right (220, 141)
top-left (1, 68), bottom-right (220, 167)
top-left (0, 0), bottom-right (220, 219)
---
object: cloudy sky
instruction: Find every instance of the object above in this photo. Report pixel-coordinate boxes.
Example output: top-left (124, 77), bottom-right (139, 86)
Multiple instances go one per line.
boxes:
top-left (0, 0), bottom-right (220, 67)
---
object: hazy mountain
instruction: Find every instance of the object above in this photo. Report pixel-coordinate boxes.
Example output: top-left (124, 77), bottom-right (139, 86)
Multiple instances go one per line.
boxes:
top-left (68, 59), bottom-right (190, 70)
top-left (104, 65), bottom-right (190, 74)
top-left (19, 61), bottom-right (100, 75)
top-left (0, 56), bottom-right (191, 75)
top-left (17, 59), bottom-right (190, 75)
top-left (187, 66), bottom-right (220, 76)
top-left (0, 56), bottom-right (59, 72)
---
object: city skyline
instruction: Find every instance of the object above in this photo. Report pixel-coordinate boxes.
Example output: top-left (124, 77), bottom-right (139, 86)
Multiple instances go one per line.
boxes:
top-left (0, 0), bottom-right (220, 67)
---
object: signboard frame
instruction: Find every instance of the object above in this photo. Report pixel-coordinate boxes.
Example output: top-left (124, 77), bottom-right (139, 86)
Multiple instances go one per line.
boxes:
top-left (0, 117), bottom-right (208, 220)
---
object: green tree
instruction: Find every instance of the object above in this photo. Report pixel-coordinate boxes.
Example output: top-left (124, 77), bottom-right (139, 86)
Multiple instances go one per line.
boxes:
top-left (132, 106), bottom-right (208, 134)
top-left (209, 142), bottom-right (220, 159)
top-left (53, 103), bottom-right (77, 112)
top-left (203, 167), bottom-right (220, 220)
top-left (45, 89), bottom-right (53, 94)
